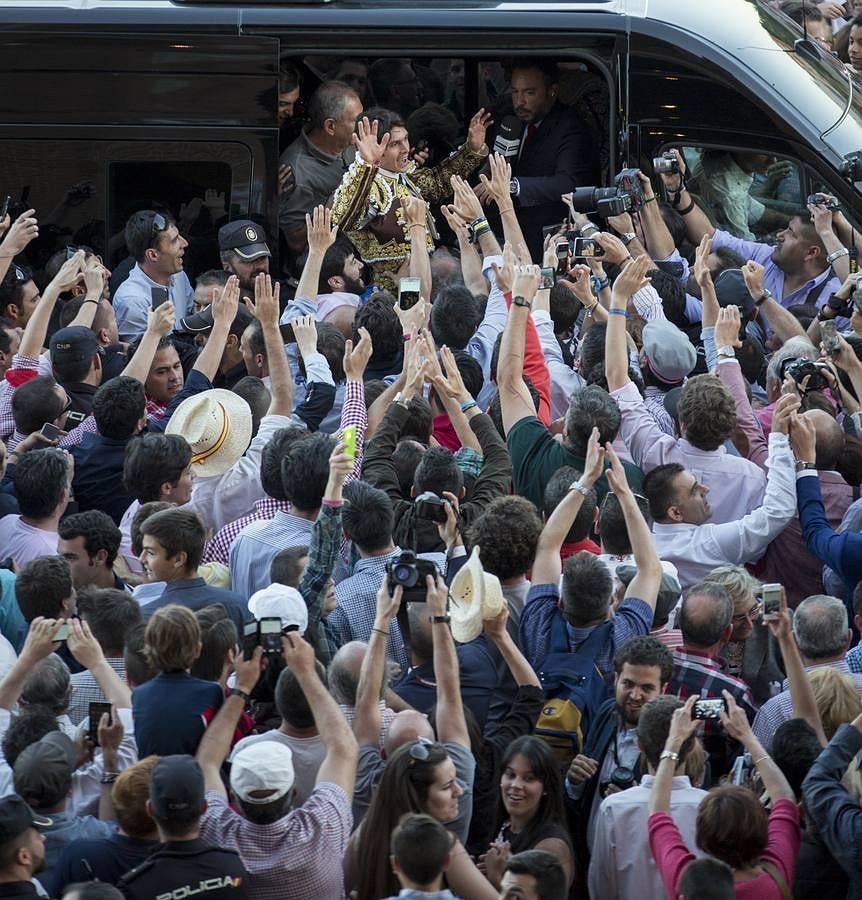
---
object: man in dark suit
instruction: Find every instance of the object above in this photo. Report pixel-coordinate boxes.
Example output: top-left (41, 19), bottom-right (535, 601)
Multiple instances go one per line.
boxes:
top-left (478, 61), bottom-right (594, 260)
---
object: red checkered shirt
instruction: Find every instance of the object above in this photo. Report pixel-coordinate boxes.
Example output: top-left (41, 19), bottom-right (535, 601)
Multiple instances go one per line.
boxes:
top-left (203, 497), bottom-right (291, 565)
top-left (199, 784), bottom-right (351, 900)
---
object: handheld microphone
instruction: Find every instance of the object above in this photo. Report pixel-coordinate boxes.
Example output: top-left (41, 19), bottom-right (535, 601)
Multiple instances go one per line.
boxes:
top-left (493, 116), bottom-right (524, 159)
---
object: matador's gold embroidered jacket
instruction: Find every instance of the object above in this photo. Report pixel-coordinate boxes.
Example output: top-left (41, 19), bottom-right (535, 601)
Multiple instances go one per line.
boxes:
top-left (330, 142), bottom-right (489, 291)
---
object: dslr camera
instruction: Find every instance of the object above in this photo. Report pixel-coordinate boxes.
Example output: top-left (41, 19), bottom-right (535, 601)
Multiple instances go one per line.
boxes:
top-left (386, 550), bottom-right (439, 603)
top-left (568, 168), bottom-right (646, 217)
top-left (414, 491), bottom-right (449, 524)
top-left (780, 357), bottom-right (832, 392)
top-left (653, 152), bottom-right (680, 175)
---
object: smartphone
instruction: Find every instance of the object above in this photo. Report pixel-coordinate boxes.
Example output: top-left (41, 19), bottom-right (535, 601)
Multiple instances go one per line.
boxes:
top-left (259, 617), bottom-right (283, 655)
top-left (279, 323), bottom-right (295, 344)
top-left (242, 621), bottom-right (259, 661)
top-left (151, 287), bottom-right (169, 310)
top-left (88, 702), bottom-right (112, 747)
top-left (342, 424), bottom-right (357, 461)
top-left (572, 237), bottom-right (604, 259)
top-left (539, 267), bottom-right (556, 290)
top-left (693, 698), bottom-right (725, 720)
top-left (555, 241), bottom-right (570, 275)
top-left (40, 422), bottom-right (65, 442)
top-left (399, 277), bottom-right (421, 311)
top-left (53, 622), bottom-right (70, 642)
top-left (0, 196), bottom-right (9, 220)
top-left (762, 583), bottom-right (782, 620)
top-left (821, 319), bottom-right (840, 354)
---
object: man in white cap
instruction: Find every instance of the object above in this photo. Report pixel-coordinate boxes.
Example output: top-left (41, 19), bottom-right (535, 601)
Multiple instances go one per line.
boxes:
top-left (605, 258), bottom-right (766, 526)
top-left (196, 633), bottom-right (357, 900)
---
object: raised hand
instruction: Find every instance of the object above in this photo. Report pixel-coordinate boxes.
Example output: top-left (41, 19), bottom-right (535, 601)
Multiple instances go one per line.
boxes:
top-left (477, 153), bottom-right (513, 208)
top-left (146, 300), bottom-right (175, 337)
top-left (291, 315), bottom-right (319, 360)
top-left (511, 263), bottom-right (541, 302)
top-left (212, 274), bottom-right (240, 329)
top-left (0, 209), bottom-right (38, 256)
top-left (692, 234), bottom-right (713, 289)
top-left (714, 305), bottom-right (743, 350)
top-left (611, 254), bottom-right (651, 305)
top-left (353, 116), bottom-right (390, 165)
top-left (466, 107), bottom-right (493, 152)
top-left (491, 241), bottom-right (517, 294)
top-left (343, 326), bottom-right (373, 381)
top-left (581, 426), bottom-right (606, 487)
top-left (278, 164), bottom-right (296, 198)
top-left (559, 264), bottom-right (595, 308)
top-left (603, 442), bottom-right (631, 496)
top-left (306, 205), bottom-right (338, 256)
top-left (595, 231), bottom-right (632, 267)
top-left (50, 249), bottom-right (87, 294)
top-left (402, 194), bottom-right (428, 228)
top-left (450, 175), bottom-right (484, 222)
top-left (248, 272), bottom-right (280, 327)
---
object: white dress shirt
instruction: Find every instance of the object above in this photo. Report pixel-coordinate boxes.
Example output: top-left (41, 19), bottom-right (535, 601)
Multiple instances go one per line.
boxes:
top-left (611, 380), bottom-right (766, 525)
top-left (589, 774), bottom-right (706, 900)
top-left (651, 432), bottom-right (795, 589)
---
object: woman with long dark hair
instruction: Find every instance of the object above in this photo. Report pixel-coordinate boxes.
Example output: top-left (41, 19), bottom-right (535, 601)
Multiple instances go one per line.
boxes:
top-left (481, 735), bottom-right (575, 890)
top-left (345, 737), bottom-right (498, 900)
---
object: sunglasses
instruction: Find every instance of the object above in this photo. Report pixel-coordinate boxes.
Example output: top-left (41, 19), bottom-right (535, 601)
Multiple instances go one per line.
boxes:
top-left (600, 490), bottom-right (648, 513)
top-left (12, 265), bottom-right (30, 283)
top-left (151, 213), bottom-right (168, 238)
top-left (408, 737), bottom-right (433, 764)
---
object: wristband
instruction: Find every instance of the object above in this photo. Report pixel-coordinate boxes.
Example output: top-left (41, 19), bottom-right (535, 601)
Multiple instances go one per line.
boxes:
top-left (100, 773), bottom-right (120, 785)
top-left (459, 398), bottom-right (478, 412)
top-left (230, 687), bottom-right (251, 703)
top-left (372, 627), bottom-right (390, 637)
top-left (608, 308), bottom-right (628, 317)
top-left (752, 754), bottom-right (770, 767)
top-left (579, 223), bottom-right (600, 237)
top-left (643, 195), bottom-right (657, 204)
top-left (430, 615), bottom-right (451, 625)
top-left (620, 231), bottom-right (637, 246)
top-left (827, 247), bottom-right (850, 264)
top-left (82, 298), bottom-right (100, 305)
top-left (659, 749), bottom-right (679, 763)
top-left (512, 295), bottom-right (532, 309)
top-left (408, 223), bottom-right (426, 231)
top-left (677, 199), bottom-right (695, 216)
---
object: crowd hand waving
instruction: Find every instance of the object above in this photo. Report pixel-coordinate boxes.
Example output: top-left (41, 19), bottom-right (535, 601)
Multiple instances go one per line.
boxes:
top-left (449, 175), bottom-right (485, 223)
top-left (714, 305), bottom-right (743, 350)
top-left (247, 272), bottom-right (280, 327)
top-left (50, 249), bottom-right (87, 294)
top-left (433, 345), bottom-right (471, 403)
top-left (343, 326), bottom-right (373, 381)
top-left (603, 441), bottom-right (633, 497)
top-left (146, 300), bottom-right (175, 337)
top-left (67, 617), bottom-right (106, 670)
top-left (580, 426), bottom-right (606, 486)
top-left (611, 254), bottom-right (652, 307)
top-left (558, 263), bottom-right (595, 308)
top-left (692, 235), bottom-right (713, 289)
top-left (476, 152), bottom-right (512, 207)
top-left (491, 241), bottom-right (518, 294)
top-left (328, 439), bottom-right (354, 486)
top-left (401, 332), bottom-right (426, 399)
top-left (0, 209), bottom-right (38, 257)
top-left (306, 205), bottom-right (338, 255)
top-left (290, 315), bottom-right (319, 360)
top-left (466, 107), bottom-right (493, 153)
top-left (440, 204), bottom-right (470, 240)
top-left (542, 231), bottom-right (565, 269)
top-left (83, 256), bottom-right (107, 297)
top-left (212, 274), bottom-right (240, 328)
top-left (402, 194), bottom-right (428, 228)
top-left (353, 116), bottom-right (391, 165)
top-left (511, 263), bottom-right (541, 302)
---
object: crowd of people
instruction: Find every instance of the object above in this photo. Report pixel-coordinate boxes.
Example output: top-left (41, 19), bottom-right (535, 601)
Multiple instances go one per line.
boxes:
top-left (0, 5), bottom-right (860, 900)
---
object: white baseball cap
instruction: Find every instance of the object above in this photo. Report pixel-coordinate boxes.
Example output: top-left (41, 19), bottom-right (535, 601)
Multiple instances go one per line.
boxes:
top-left (247, 584), bottom-right (308, 635)
top-left (230, 741), bottom-right (295, 804)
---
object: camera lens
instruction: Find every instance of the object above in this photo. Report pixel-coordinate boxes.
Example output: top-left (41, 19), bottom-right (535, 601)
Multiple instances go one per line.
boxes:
top-left (393, 564), bottom-right (418, 587)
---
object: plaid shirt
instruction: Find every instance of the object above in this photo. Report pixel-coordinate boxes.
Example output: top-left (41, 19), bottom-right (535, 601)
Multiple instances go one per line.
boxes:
top-left (300, 501), bottom-right (342, 666)
top-left (847, 643), bottom-right (862, 674)
top-left (666, 648), bottom-right (757, 736)
top-left (199, 784), bottom-right (351, 900)
top-left (753, 659), bottom-right (862, 751)
top-left (203, 498), bottom-right (291, 565)
top-left (67, 657), bottom-right (127, 726)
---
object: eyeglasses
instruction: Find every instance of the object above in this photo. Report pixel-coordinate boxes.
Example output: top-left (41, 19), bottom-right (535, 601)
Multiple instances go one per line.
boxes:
top-left (408, 737), bottom-right (433, 764)
top-left (732, 601), bottom-right (762, 624)
top-left (599, 490), bottom-right (649, 513)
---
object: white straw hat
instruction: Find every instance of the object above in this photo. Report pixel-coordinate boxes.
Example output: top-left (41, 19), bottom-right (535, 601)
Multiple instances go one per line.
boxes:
top-left (165, 389), bottom-right (252, 478)
top-left (449, 546), bottom-right (505, 643)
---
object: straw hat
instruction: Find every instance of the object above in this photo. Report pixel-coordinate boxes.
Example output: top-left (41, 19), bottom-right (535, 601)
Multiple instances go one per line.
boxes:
top-left (165, 389), bottom-right (252, 478)
top-left (449, 546), bottom-right (505, 643)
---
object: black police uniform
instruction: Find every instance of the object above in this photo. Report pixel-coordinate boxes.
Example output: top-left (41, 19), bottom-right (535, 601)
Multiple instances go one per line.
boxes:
top-left (117, 838), bottom-right (249, 900)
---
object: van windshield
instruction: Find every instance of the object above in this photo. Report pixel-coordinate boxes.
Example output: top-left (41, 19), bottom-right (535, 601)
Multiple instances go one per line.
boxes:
top-left (751, 0), bottom-right (861, 164)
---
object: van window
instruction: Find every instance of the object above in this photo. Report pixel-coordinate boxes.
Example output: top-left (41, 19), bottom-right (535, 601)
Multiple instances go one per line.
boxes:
top-left (679, 147), bottom-right (803, 242)
top-left (1, 139), bottom-right (251, 284)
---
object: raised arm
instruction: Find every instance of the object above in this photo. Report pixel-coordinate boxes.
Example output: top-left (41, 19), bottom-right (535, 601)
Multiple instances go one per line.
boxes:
top-left (440, 204), bottom-right (488, 295)
top-left (477, 154), bottom-right (526, 257)
top-left (352, 576), bottom-right (402, 748)
top-left (657, 150), bottom-right (714, 244)
top-left (809, 200), bottom-right (850, 283)
top-left (497, 259), bottom-right (541, 434)
top-left (531, 426), bottom-right (604, 585)
top-left (403, 195), bottom-right (432, 302)
top-left (196, 646), bottom-right (263, 797)
top-left (190, 275), bottom-right (240, 382)
top-left (0, 209), bottom-right (39, 285)
top-left (636, 170), bottom-right (675, 259)
top-left (295, 205), bottom-right (337, 306)
top-left (450, 172), bottom-right (502, 260)
top-left (741, 261), bottom-right (809, 344)
top-left (66, 618), bottom-right (132, 709)
top-left (482, 606), bottom-right (540, 689)
top-left (18, 250), bottom-right (85, 358)
top-left (119, 301), bottom-right (175, 383)
top-left (0, 618), bottom-right (58, 712)
top-left (247, 273), bottom-right (293, 417)
top-left (605, 255), bottom-right (652, 392)
top-left (427, 573), bottom-right (469, 748)
top-left (650, 697), bottom-right (698, 815)
top-left (285, 632), bottom-right (358, 793)
top-left (605, 442), bottom-right (661, 612)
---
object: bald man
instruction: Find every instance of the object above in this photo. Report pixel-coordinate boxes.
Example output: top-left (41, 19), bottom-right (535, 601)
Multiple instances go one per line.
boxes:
top-left (328, 640), bottom-right (397, 746)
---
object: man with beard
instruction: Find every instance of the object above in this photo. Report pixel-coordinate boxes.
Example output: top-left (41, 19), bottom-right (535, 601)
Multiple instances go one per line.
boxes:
top-left (330, 108), bottom-right (491, 291)
top-left (218, 221), bottom-right (273, 305)
top-left (0, 794), bottom-right (50, 900)
top-left (563, 636), bottom-right (673, 879)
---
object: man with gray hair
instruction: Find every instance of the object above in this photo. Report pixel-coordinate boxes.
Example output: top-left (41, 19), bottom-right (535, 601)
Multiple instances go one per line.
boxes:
top-left (754, 593), bottom-right (860, 749)
top-left (665, 581), bottom-right (757, 775)
top-left (279, 80), bottom-right (363, 253)
top-left (20, 656), bottom-right (75, 739)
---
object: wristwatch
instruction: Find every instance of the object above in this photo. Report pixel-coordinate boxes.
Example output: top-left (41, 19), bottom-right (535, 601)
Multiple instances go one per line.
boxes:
top-left (659, 749), bottom-right (679, 763)
top-left (430, 615), bottom-right (451, 625)
top-left (569, 479), bottom-right (590, 497)
top-left (230, 687), bottom-right (251, 703)
top-left (509, 178), bottom-right (520, 197)
top-left (754, 288), bottom-right (773, 307)
top-left (392, 391), bottom-right (408, 409)
top-left (579, 223), bottom-right (600, 238)
top-left (716, 346), bottom-right (736, 360)
top-left (795, 461), bottom-right (817, 472)
top-left (512, 295), bottom-right (532, 309)
top-left (620, 231), bottom-right (637, 245)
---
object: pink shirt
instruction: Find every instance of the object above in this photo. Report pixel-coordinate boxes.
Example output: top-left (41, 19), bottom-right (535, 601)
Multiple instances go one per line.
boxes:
top-left (648, 798), bottom-right (800, 899)
top-left (0, 516), bottom-right (58, 566)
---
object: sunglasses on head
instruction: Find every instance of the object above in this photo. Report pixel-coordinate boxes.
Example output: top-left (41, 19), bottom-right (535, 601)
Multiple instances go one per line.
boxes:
top-left (408, 736), bottom-right (433, 764)
top-left (12, 265), bottom-right (30, 283)
top-left (151, 213), bottom-right (168, 238)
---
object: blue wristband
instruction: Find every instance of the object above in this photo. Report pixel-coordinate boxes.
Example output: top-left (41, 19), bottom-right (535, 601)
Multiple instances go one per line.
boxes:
top-left (459, 399), bottom-right (478, 412)
top-left (608, 308), bottom-right (628, 318)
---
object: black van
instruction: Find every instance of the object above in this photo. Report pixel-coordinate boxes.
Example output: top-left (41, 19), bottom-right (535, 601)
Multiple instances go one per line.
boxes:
top-left (2, 0), bottom-right (860, 276)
